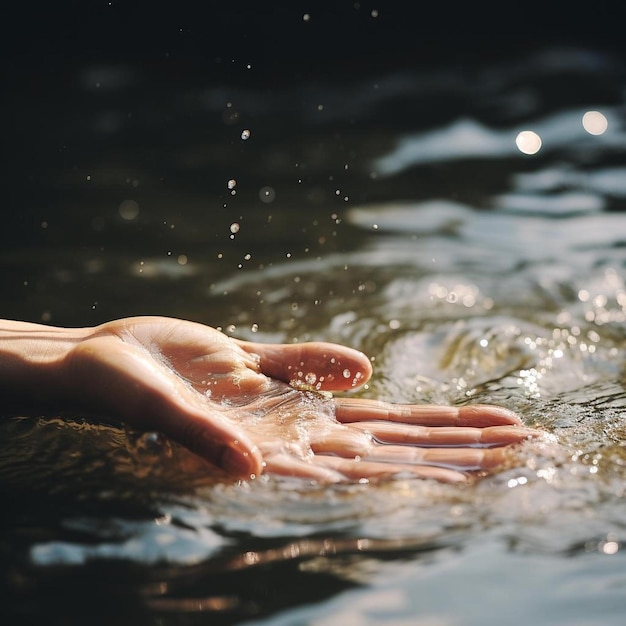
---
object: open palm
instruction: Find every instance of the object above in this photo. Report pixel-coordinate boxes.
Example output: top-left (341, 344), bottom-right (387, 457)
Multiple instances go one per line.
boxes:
top-left (64, 316), bottom-right (536, 483)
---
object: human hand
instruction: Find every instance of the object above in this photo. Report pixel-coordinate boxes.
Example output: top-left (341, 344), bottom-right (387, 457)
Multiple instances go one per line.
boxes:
top-left (60, 316), bottom-right (537, 483)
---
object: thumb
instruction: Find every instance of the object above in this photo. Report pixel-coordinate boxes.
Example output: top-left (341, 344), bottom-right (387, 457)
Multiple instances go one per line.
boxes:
top-left (237, 340), bottom-right (373, 391)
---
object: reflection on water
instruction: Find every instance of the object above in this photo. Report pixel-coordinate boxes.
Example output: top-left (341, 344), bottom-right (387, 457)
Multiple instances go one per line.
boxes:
top-left (2, 44), bottom-right (626, 625)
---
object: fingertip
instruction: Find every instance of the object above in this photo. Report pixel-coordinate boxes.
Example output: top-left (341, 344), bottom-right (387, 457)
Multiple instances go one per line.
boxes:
top-left (191, 430), bottom-right (263, 479)
top-left (460, 404), bottom-right (523, 427)
top-left (220, 442), bottom-right (264, 479)
top-left (317, 346), bottom-right (373, 391)
top-left (241, 341), bottom-right (373, 391)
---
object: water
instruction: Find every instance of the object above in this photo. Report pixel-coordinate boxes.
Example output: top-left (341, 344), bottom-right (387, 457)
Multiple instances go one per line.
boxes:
top-left (2, 32), bottom-right (626, 626)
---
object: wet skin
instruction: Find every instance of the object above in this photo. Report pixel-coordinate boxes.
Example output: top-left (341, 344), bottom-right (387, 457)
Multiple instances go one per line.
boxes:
top-left (1, 316), bottom-right (539, 483)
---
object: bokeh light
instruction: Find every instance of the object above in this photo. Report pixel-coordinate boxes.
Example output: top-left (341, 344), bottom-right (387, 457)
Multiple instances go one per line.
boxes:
top-left (582, 110), bottom-right (608, 135)
top-left (515, 130), bottom-right (542, 155)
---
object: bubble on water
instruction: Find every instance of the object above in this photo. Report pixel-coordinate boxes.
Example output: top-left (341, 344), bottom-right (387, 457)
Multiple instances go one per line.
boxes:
top-left (303, 13), bottom-right (310, 21)
top-left (230, 222), bottom-right (240, 234)
top-left (259, 186), bottom-right (276, 203)
top-left (251, 323), bottom-right (259, 333)
top-left (342, 369), bottom-right (351, 379)
top-left (241, 129), bottom-right (251, 140)
top-left (305, 372), bottom-right (317, 385)
top-left (227, 179), bottom-right (237, 190)
top-left (177, 254), bottom-right (188, 266)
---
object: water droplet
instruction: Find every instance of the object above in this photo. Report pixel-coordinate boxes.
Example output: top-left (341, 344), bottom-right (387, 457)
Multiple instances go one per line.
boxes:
top-left (230, 222), bottom-right (240, 234)
top-left (227, 179), bottom-right (237, 190)
top-left (251, 323), bottom-right (259, 333)
top-left (342, 369), bottom-right (351, 378)
top-left (305, 372), bottom-right (317, 385)
top-left (259, 186), bottom-right (276, 203)
top-left (241, 129), bottom-right (251, 140)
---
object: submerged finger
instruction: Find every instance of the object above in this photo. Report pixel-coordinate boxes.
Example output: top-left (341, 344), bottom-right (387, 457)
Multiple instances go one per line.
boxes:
top-left (347, 422), bottom-right (539, 448)
top-left (357, 443), bottom-right (512, 471)
top-left (263, 453), bottom-right (346, 482)
top-left (237, 340), bottom-right (373, 391)
top-left (311, 455), bottom-right (469, 483)
top-left (334, 398), bottom-right (523, 427)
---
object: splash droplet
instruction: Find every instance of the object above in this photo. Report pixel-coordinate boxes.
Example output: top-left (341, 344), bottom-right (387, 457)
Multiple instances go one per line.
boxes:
top-left (259, 186), bottom-right (276, 203)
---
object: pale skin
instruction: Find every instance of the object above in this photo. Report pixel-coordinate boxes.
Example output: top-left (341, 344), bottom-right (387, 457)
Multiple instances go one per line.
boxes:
top-left (0, 316), bottom-right (538, 483)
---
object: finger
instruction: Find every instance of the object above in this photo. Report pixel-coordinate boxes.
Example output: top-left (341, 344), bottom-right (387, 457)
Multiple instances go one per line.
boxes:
top-left (357, 443), bottom-right (512, 471)
top-left (347, 422), bottom-right (539, 448)
top-left (263, 453), bottom-right (346, 482)
top-left (148, 386), bottom-right (265, 478)
top-left (309, 428), bottom-right (375, 457)
top-left (169, 409), bottom-right (264, 478)
top-left (237, 340), bottom-right (373, 391)
top-left (334, 399), bottom-right (523, 427)
top-left (311, 455), bottom-right (469, 483)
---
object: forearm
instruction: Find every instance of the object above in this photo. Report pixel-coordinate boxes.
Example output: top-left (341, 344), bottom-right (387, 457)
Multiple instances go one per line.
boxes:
top-left (0, 320), bottom-right (90, 415)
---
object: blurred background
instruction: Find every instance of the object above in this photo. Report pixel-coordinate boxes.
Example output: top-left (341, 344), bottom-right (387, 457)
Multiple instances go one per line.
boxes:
top-left (3, 1), bottom-right (625, 329)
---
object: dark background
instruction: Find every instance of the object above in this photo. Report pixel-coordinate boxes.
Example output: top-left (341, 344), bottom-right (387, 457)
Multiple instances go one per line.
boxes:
top-left (2, 1), bottom-right (625, 324)
top-left (3, 1), bottom-right (625, 84)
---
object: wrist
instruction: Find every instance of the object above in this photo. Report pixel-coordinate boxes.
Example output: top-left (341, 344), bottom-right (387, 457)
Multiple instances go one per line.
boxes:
top-left (0, 320), bottom-right (91, 415)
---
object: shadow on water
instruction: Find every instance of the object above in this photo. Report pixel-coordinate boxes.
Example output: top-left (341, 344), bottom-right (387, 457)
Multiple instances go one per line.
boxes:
top-left (2, 3), bottom-right (626, 625)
